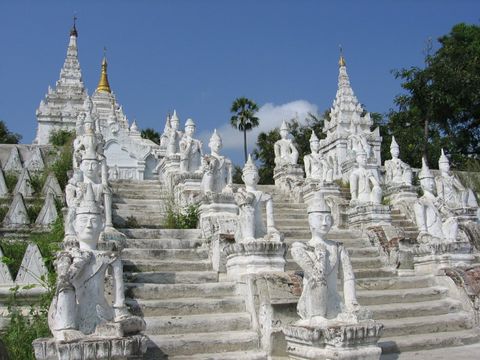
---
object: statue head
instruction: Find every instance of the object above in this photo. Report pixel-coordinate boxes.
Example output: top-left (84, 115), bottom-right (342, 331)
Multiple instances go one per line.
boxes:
top-left (309, 131), bottom-right (320, 152)
top-left (307, 192), bottom-right (332, 240)
top-left (419, 157), bottom-right (435, 194)
top-left (280, 120), bottom-right (289, 140)
top-left (74, 184), bottom-right (104, 250)
top-left (80, 159), bottom-right (100, 182)
top-left (185, 118), bottom-right (196, 137)
top-left (390, 136), bottom-right (400, 159)
top-left (209, 129), bottom-right (222, 154)
top-left (438, 149), bottom-right (450, 173)
top-left (242, 154), bottom-right (259, 187)
top-left (170, 110), bottom-right (180, 130)
top-left (356, 150), bottom-right (367, 167)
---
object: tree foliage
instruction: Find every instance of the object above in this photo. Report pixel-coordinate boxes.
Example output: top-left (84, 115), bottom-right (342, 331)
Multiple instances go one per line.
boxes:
top-left (230, 97), bottom-right (260, 162)
top-left (0, 120), bottom-right (21, 144)
top-left (141, 128), bottom-right (160, 145)
top-left (387, 23), bottom-right (480, 169)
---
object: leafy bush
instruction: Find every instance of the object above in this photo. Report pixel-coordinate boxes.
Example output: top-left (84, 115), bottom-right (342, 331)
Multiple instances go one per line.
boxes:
top-left (29, 173), bottom-right (47, 195)
top-left (26, 199), bottom-right (43, 223)
top-left (48, 129), bottom-right (75, 147)
top-left (4, 171), bottom-right (18, 193)
top-left (0, 206), bottom-right (8, 222)
top-left (48, 141), bottom-right (73, 190)
top-left (164, 202), bottom-right (200, 229)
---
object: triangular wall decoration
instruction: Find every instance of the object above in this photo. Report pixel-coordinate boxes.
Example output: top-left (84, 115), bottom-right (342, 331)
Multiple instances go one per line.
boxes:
top-left (25, 147), bottom-right (45, 172)
top-left (42, 173), bottom-right (63, 199)
top-left (14, 168), bottom-right (33, 198)
top-left (3, 146), bottom-right (23, 172)
top-left (0, 247), bottom-right (14, 284)
top-left (3, 193), bottom-right (30, 228)
top-left (0, 168), bottom-right (8, 197)
top-left (35, 192), bottom-right (58, 226)
top-left (15, 243), bottom-right (48, 285)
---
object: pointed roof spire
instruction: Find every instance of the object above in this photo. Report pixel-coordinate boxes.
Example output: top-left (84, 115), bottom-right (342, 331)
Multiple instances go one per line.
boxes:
top-left (70, 15), bottom-right (78, 37)
top-left (96, 47), bottom-right (111, 93)
top-left (339, 44), bottom-right (346, 67)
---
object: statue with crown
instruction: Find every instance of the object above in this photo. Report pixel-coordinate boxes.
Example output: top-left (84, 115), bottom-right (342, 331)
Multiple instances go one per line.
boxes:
top-left (412, 155), bottom-right (476, 275)
top-left (33, 104), bottom-right (147, 360)
top-left (272, 120), bottom-right (304, 200)
top-left (224, 155), bottom-right (287, 280)
top-left (283, 192), bottom-right (383, 360)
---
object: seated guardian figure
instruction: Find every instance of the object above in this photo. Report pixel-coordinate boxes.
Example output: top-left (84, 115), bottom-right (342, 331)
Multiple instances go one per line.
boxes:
top-left (349, 150), bottom-right (382, 205)
top-left (179, 118), bottom-right (203, 172)
top-left (235, 155), bottom-right (280, 242)
top-left (384, 136), bottom-right (412, 186)
top-left (304, 131), bottom-right (333, 183)
top-left (291, 192), bottom-right (360, 325)
top-left (201, 129), bottom-right (233, 194)
top-left (436, 149), bottom-right (479, 211)
top-left (415, 157), bottom-right (458, 243)
top-left (274, 120), bottom-right (299, 167)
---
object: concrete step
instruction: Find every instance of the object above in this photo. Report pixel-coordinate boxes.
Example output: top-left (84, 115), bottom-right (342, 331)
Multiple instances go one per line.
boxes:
top-left (368, 298), bottom-right (463, 320)
top-left (146, 330), bottom-right (259, 357)
top-left (355, 275), bottom-right (434, 291)
top-left (123, 259), bottom-right (211, 272)
top-left (113, 198), bottom-right (169, 206)
top-left (122, 248), bottom-right (209, 261)
top-left (114, 215), bottom-right (165, 227)
top-left (348, 247), bottom-right (380, 257)
top-left (120, 228), bottom-right (202, 239)
top-left (125, 271), bottom-right (218, 284)
top-left (357, 286), bottom-right (449, 306)
top-left (285, 256), bottom-right (383, 271)
top-left (113, 203), bottom-right (166, 211)
top-left (128, 297), bottom-right (245, 317)
top-left (171, 350), bottom-right (268, 360)
top-left (379, 328), bottom-right (480, 354)
top-left (125, 238), bottom-right (203, 249)
top-left (286, 263), bottom-right (395, 279)
top-left (126, 282), bottom-right (236, 300)
top-left (381, 312), bottom-right (473, 337)
top-left (145, 312), bottom-right (251, 335)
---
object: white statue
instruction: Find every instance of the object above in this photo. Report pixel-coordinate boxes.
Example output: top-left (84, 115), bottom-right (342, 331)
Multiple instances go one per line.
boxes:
top-left (349, 151), bottom-right (382, 205)
top-left (274, 121), bottom-right (299, 167)
top-left (48, 184), bottom-right (144, 342)
top-left (304, 131), bottom-right (333, 183)
top-left (235, 155), bottom-right (280, 242)
top-left (414, 158), bottom-right (458, 243)
top-left (166, 110), bottom-right (183, 155)
top-left (384, 136), bottom-right (412, 186)
top-left (435, 149), bottom-right (479, 211)
top-left (201, 129), bottom-right (233, 194)
top-left (291, 192), bottom-right (360, 325)
top-left (179, 118), bottom-right (203, 173)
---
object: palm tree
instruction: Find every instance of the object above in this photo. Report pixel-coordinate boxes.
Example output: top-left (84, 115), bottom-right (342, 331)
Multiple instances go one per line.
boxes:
top-left (230, 97), bottom-right (260, 162)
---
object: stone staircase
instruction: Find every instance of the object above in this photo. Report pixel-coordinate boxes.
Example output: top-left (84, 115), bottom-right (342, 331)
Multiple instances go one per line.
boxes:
top-left (112, 180), bottom-right (265, 359)
top-left (259, 185), bottom-right (480, 357)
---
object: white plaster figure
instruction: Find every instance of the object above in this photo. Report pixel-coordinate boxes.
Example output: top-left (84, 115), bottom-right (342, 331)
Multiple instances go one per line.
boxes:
top-left (179, 118), bottom-right (203, 173)
top-left (235, 155), bottom-right (279, 242)
top-left (435, 149), bottom-right (479, 210)
top-left (201, 129), bottom-right (233, 194)
top-left (291, 192), bottom-right (360, 325)
top-left (166, 110), bottom-right (183, 155)
top-left (274, 121), bottom-right (299, 167)
top-left (415, 157), bottom-right (458, 243)
top-left (304, 131), bottom-right (333, 182)
top-left (384, 136), bottom-right (412, 186)
top-left (349, 151), bottom-right (382, 205)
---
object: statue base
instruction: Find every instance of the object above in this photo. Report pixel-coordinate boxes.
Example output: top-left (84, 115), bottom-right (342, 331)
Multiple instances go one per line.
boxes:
top-left (224, 240), bottom-right (287, 280)
top-left (273, 165), bottom-right (304, 201)
top-left (33, 334), bottom-right (148, 360)
top-left (158, 154), bottom-right (180, 187)
top-left (199, 193), bottom-right (238, 272)
top-left (283, 321), bottom-right (383, 360)
top-left (172, 172), bottom-right (203, 207)
top-left (383, 184), bottom-right (418, 204)
top-left (413, 241), bottom-right (474, 275)
top-left (347, 204), bottom-right (391, 231)
top-left (302, 180), bottom-right (341, 204)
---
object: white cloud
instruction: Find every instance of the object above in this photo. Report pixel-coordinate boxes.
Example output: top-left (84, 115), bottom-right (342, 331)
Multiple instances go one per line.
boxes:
top-left (199, 100), bottom-right (318, 153)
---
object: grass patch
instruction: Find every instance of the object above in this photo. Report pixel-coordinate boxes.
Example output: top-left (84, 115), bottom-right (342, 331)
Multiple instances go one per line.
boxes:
top-left (4, 171), bottom-right (18, 193)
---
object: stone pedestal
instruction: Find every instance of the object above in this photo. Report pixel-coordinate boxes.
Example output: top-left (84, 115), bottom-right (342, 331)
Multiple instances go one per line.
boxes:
top-left (302, 181), bottom-right (341, 204)
top-left (33, 334), bottom-right (148, 360)
top-left (341, 159), bottom-right (378, 184)
top-left (224, 241), bottom-right (287, 281)
top-left (347, 204), bottom-right (391, 231)
top-left (383, 184), bottom-right (418, 205)
top-left (414, 241), bottom-right (475, 275)
top-left (158, 154), bottom-right (180, 187)
top-left (199, 193), bottom-right (238, 272)
top-left (284, 321), bottom-right (383, 360)
top-left (273, 165), bottom-right (304, 200)
top-left (172, 172), bottom-right (203, 207)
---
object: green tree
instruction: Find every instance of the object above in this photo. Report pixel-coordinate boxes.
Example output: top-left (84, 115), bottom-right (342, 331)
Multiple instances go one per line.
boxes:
top-left (0, 120), bottom-right (21, 144)
top-left (387, 23), bottom-right (480, 169)
top-left (230, 97), bottom-right (260, 162)
top-left (141, 128), bottom-right (160, 145)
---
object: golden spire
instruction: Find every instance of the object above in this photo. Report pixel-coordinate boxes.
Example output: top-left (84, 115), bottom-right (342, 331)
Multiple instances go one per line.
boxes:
top-left (96, 47), bottom-right (111, 93)
top-left (338, 44), bottom-right (346, 67)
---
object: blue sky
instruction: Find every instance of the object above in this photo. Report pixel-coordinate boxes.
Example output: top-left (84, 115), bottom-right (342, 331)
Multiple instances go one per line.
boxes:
top-left (0, 0), bottom-right (479, 165)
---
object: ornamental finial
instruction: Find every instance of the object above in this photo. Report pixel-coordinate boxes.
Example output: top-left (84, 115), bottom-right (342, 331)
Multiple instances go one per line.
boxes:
top-left (339, 44), bottom-right (346, 67)
top-left (96, 47), bottom-right (111, 93)
top-left (70, 15), bottom-right (78, 37)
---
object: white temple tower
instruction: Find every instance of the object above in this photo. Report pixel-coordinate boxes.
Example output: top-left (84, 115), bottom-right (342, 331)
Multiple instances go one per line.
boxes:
top-left (34, 20), bottom-right (87, 144)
